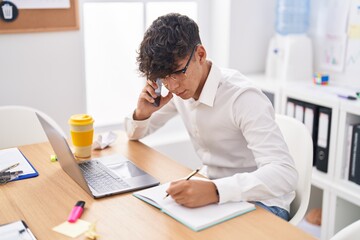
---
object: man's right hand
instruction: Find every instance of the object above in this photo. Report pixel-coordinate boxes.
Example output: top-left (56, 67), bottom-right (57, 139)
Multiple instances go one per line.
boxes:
top-left (133, 80), bottom-right (173, 121)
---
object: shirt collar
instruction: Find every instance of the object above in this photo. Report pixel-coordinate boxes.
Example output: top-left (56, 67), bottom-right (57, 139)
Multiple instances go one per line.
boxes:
top-left (196, 62), bottom-right (222, 107)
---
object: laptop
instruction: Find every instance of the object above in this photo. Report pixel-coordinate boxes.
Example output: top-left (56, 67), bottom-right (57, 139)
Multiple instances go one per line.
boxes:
top-left (36, 113), bottom-right (159, 198)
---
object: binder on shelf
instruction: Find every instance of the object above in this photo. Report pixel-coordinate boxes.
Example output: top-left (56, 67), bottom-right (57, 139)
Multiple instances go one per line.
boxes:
top-left (303, 102), bottom-right (319, 166)
top-left (344, 124), bottom-right (355, 180)
top-left (286, 98), bottom-right (321, 166)
top-left (287, 98), bottom-right (306, 123)
top-left (294, 102), bottom-right (305, 123)
top-left (286, 98), bottom-right (296, 118)
top-left (349, 124), bottom-right (360, 185)
top-left (315, 107), bottom-right (332, 173)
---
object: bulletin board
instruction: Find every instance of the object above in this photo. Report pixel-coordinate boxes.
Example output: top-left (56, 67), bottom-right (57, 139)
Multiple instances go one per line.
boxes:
top-left (0, 0), bottom-right (78, 34)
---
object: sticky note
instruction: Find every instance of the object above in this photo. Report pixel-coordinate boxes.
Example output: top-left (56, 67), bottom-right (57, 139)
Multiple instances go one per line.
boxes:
top-left (348, 25), bottom-right (360, 39)
top-left (52, 219), bottom-right (91, 238)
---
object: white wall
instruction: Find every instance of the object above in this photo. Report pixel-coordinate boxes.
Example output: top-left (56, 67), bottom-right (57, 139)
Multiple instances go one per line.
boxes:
top-left (0, 31), bottom-right (86, 133)
top-left (228, 0), bottom-right (276, 73)
top-left (0, 0), bottom-right (278, 134)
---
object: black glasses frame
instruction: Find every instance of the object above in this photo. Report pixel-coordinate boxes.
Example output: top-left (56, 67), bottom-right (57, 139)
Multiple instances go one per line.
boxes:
top-left (170, 43), bottom-right (200, 76)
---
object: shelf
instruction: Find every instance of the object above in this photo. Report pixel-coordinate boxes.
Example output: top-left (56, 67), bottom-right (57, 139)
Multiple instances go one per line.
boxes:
top-left (312, 168), bottom-right (332, 189)
top-left (334, 180), bottom-right (360, 206)
top-left (248, 73), bottom-right (280, 93)
top-left (248, 73), bottom-right (282, 113)
top-left (282, 82), bottom-right (340, 108)
top-left (340, 99), bottom-right (360, 114)
top-left (252, 78), bottom-right (360, 240)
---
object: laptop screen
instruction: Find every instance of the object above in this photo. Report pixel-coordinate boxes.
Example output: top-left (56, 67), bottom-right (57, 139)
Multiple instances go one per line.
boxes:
top-left (36, 113), bottom-right (93, 195)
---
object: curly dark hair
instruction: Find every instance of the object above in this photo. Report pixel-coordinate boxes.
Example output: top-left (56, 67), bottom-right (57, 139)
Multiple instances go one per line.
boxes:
top-left (137, 13), bottom-right (202, 81)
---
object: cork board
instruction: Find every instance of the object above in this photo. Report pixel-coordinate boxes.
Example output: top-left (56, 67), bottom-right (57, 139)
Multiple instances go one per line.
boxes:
top-left (0, 0), bottom-right (79, 34)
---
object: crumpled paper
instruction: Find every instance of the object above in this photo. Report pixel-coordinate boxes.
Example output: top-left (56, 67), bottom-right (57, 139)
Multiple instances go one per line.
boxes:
top-left (92, 131), bottom-right (117, 150)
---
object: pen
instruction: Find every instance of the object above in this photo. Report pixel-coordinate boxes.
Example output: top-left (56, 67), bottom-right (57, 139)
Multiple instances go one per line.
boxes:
top-left (337, 94), bottom-right (357, 100)
top-left (164, 168), bottom-right (200, 199)
top-left (0, 170), bottom-right (23, 183)
top-left (68, 200), bottom-right (85, 223)
top-left (0, 162), bottom-right (20, 173)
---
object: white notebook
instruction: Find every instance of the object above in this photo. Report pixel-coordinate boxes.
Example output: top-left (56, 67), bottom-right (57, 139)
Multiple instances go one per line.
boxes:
top-left (133, 179), bottom-right (255, 231)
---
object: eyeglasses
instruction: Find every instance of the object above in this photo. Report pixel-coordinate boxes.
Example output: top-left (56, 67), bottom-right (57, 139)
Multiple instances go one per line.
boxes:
top-left (161, 43), bottom-right (199, 84)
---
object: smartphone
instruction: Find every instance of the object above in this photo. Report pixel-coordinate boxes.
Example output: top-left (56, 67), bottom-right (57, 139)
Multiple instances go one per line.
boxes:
top-left (153, 78), bottom-right (162, 107)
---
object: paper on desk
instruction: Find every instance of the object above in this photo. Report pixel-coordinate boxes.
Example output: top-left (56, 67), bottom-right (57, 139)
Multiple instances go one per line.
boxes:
top-left (52, 219), bottom-right (91, 238)
top-left (93, 131), bottom-right (117, 150)
top-left (0, 148), bottom-right (37, 176)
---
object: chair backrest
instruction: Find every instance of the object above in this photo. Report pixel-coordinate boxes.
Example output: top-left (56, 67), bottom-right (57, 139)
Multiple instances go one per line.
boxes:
top-left (330, 219), bottom-right (360, 240)
top-left (275, 114), bottom-right (313, 225)
top-left (0, 105), bottom-right (65, 149)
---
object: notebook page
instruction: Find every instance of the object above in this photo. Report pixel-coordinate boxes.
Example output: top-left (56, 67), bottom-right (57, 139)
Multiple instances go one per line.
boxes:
top-left (133, 179), bottom-right (255, 231)
top-left (163, 201), bottom-right (255, 231)
top-left (133, 182), bottom-right (172, 208)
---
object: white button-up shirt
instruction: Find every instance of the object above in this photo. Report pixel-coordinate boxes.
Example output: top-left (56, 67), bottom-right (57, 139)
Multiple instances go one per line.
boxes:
top-left (125, 63), bottom-right (298, 211)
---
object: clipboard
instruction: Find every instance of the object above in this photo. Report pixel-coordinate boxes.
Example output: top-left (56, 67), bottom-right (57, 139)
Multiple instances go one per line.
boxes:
top-left (0, 148), bottom-right (39, 181)
top-left (0, 220), bottom-right (37, 239)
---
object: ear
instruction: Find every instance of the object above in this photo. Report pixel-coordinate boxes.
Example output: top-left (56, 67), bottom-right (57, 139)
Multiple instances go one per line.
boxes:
top-left (196, 45), bottom-right (207, 64)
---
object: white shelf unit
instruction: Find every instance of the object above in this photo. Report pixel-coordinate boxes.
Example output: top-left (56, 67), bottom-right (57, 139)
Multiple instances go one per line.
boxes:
top-left (280, 82), bottom-right (340, 240)
top-left (329, 99), bottom-right (360, 238)
top-left (249, 73), bottom-right (360, 240)
top-left (250, 74), bottom-right (282, 113)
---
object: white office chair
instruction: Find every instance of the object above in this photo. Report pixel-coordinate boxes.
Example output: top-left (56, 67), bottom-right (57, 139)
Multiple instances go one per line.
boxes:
top-left (275, 114), bottom-right (313, 225)
top-left (0, 105), bottom-right (65, 149)
top-left (330, 219), bottom-right (360, 240)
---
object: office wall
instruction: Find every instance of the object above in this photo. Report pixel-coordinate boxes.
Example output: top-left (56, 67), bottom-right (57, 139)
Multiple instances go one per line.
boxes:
top-left (228, 0), bottom-right (276, 73)
top-left (0, 31), bottom-right (86, 133)
top-left (0, 0), bottom-right (276, 134)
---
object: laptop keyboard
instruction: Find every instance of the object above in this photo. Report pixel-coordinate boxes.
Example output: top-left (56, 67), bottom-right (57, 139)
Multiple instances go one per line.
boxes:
top-left (79, 160), bottom-right (130, 193)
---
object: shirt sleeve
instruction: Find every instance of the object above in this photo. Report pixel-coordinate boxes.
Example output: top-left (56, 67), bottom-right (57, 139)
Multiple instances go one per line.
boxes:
top-left (213, 89), bottom-right (298, 204)
top-left (124, 99), bottom-right (178, 140)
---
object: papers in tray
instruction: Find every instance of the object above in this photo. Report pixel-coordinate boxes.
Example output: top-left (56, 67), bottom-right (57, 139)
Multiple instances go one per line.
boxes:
top-left (133, 179), bottom-right (255, 231)
top-left (0, 147), bottom-right (38, 181)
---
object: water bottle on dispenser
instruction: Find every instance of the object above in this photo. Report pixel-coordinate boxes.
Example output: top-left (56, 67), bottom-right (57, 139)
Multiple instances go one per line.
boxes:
top-left (266, 0), bottom-right (313, 82)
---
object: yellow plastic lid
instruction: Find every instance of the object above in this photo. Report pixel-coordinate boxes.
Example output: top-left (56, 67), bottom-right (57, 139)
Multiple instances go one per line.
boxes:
top-left (68, 114), bottom-right (94, 126)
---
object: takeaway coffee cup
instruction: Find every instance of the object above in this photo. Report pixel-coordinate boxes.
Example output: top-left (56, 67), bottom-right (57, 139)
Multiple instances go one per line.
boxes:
top-left (68, 114), bottom-right (94, 158)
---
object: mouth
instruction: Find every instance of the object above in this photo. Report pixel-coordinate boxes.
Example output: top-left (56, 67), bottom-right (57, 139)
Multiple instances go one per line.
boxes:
top-left (176, 90), bottom-right (187, 97)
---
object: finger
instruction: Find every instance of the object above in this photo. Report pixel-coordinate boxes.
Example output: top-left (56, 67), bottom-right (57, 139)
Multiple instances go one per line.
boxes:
top-left (143, 85), bottom-right (158, 98)
top-left (167, 181), bottom-right (185, 196)
top-left (147, 80), bottom-right (161, 92)
top-left (174, 197), bottom-right (188, 205)
top-left (140, 92), bottom-right (155, 104)
top-left (147, 80), bottom-right (156, 88)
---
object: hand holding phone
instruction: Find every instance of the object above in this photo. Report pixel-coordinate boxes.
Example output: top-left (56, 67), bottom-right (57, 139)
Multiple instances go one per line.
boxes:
top-left (153, 78), bottom-right (162, 107)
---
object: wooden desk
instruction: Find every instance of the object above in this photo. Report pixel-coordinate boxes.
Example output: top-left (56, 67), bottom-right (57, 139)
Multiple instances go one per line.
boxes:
top-left (0, 132), bottom-right (314, 239)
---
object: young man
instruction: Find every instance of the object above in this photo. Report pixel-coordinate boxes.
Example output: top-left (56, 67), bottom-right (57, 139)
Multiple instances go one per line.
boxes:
top-left (125, 13), bottom-right (298, 221)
